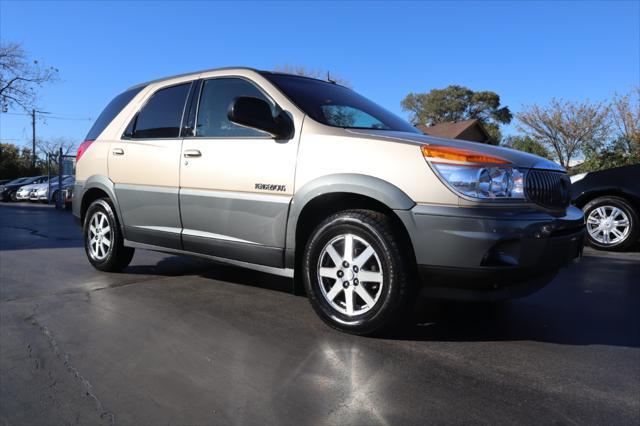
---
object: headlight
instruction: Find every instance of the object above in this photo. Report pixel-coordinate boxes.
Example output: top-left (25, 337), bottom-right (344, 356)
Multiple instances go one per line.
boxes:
top-left (420, 144), bottom-right (525, 200)
top-left (432, 163), bottom-right (525, 199)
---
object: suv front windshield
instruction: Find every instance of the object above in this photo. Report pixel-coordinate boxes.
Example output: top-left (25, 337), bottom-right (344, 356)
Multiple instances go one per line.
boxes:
top-left (261, 73), bottom-right (419, 134)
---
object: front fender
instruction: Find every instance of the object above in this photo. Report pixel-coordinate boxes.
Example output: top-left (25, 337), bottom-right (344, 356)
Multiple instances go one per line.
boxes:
top-left (285, 173), bottom-right (415, 251)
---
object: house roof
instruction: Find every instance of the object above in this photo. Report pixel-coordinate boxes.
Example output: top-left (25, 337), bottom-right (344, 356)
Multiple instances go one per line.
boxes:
top-left (415, 119), bottom-right (490, 141)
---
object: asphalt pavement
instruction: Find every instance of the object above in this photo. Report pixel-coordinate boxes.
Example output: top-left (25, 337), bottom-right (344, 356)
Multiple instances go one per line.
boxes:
top-left (1, 202), bottom-right (639, 425)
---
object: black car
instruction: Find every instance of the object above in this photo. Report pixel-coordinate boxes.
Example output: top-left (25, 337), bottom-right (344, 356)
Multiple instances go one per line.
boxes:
top-left (0, 176), bottom-right (47, 202)
top-left (571, 164), bottom-right (640, 251)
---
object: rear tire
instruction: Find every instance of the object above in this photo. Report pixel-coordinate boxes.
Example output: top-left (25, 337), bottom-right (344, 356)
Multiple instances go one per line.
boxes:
top-left (302, 209), bottom-right (413, 335)
top-left (83, 198), bottom-right (134, 272)
top-left (583, 196), bottom-right (638, 251)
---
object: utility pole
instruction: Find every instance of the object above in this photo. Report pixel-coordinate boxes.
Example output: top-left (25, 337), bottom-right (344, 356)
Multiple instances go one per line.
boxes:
top-left (31, 109), bottom-right (36, 170)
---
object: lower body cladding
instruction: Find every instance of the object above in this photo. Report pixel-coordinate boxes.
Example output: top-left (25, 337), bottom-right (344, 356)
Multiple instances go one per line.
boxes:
top-left (396, 204), bottom-right (585, 301)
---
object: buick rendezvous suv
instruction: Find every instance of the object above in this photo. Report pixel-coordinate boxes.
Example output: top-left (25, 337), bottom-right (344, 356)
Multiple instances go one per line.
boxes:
top-left (74, 68), bottom-right (585, 334)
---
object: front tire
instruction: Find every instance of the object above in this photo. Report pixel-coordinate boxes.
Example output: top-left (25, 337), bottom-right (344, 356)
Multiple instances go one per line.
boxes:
top-left (83, 198), bottom-right (134, 271)
top-left (302, 210), bottom-right (413, 335)
top-left (584, 196), bottom-right (638, 251)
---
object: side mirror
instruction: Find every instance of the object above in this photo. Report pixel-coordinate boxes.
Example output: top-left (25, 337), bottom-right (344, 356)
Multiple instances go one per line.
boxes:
top-left (228, 97), bottom-right (294, 140)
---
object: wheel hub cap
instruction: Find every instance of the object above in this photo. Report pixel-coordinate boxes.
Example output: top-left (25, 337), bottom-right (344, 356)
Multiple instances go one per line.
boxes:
top-left (587, 205), bottom-right (630, 245)
top-left (317, 233), bottom-right (384, 316)
top-left (87, 211), bottom-right (112, 261)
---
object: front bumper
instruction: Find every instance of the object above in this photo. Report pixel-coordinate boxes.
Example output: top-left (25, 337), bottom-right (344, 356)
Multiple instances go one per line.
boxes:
top-left (15, 191), bottom-right (30, 200)
top-left (396, 204), bottom-right (585, 300)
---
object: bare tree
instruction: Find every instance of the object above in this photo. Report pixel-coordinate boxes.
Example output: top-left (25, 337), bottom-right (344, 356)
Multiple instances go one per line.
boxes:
top-left (37, 137), bottom-right (77, 163)
top-left (516, 99), bottom-right (610, 170)
top-left (275, 64), bottom-right (350, 87)
top-left (0, 42), bottom-right (59, 112)
top-left (610, 88), bottom-right (640, 156)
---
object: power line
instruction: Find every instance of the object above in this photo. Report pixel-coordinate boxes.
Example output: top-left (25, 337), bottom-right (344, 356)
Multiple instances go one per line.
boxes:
top-left (1, 111), bottom-right (92, 120)
top-left (45, 116), bottom-right (93, 121)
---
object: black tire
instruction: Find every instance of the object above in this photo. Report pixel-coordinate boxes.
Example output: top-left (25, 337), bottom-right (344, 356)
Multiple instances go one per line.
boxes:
top-left (9, 191), bottom-right (17, 202)
top-left (302, 209), bottom-right (413, 335)
top-left (83, 198), bottom-right (135, 271)
top-left (583, 196), bottom-right (638, 251)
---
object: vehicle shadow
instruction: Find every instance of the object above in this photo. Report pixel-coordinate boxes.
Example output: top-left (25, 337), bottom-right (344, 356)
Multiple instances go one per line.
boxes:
top-left (122, 250), bottom-right (639, 348)
top-left (123, 255), bottom-right (295, 294)
top-left (390, 253), bottom-right (640, 348)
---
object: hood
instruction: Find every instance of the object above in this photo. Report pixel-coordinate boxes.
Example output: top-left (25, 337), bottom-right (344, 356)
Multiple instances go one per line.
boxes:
top-left (346, 129), bottom-right (564, 172)
top-left (19, 182), bottom-right (48, 191)
top-left (30, 183), bottom-right (51, 190)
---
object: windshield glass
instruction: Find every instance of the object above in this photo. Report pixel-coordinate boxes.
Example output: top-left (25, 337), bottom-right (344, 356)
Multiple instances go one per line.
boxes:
top-left (262, 73), bottom-right (419, 133)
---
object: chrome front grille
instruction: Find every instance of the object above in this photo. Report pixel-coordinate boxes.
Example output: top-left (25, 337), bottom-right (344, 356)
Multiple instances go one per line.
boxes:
top-left (525, 170), bottom-right (571, 209)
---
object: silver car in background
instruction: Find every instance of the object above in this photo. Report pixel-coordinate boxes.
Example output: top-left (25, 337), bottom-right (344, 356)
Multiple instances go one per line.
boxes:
top-left (16, 178), bottom-right (52, 201)
top-left (29, 176), bottom-right (75, 203)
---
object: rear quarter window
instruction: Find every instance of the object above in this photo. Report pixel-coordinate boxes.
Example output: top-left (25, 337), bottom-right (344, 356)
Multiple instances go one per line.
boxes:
top-left (85, 86), bottom-right (145, 141)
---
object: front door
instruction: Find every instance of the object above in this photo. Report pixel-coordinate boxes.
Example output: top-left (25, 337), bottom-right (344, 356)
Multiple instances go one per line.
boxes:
top-left (109, 82), bottom-right (192, 249)
top-left (179, 77), bottom-right (297, 267)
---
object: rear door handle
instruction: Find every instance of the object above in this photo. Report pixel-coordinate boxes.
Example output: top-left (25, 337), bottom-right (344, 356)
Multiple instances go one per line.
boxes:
top-left (183, 149), bottom-right (202, 158)
top-left (112, 148), bottom-right (124, 156)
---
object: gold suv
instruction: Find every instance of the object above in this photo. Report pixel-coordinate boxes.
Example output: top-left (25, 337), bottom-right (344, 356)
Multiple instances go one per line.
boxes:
top-left (74, 68), bottom-right (585, 334)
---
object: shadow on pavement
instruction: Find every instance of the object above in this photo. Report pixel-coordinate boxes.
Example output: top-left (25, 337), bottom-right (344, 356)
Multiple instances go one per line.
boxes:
top-left (120, 250), bottom-right (639, 348)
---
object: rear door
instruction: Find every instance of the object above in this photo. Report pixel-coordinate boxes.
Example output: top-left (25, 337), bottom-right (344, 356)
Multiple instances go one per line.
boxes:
top-left (108, 82), bottom-right (192, 249)
top-left (179, 77), bottom-right (297, 267)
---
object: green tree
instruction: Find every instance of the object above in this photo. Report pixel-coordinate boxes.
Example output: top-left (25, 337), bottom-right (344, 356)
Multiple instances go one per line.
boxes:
top-left (501, 135), bottom-right (551, 159)
top-left (401, 85), bottom-right (512, 145)
top-left (575, 137), bottom-right (636, 174)
top-left (0, 143), bottom-right (33, 179)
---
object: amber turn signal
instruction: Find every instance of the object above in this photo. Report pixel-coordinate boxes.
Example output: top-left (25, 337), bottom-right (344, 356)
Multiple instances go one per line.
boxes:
top-left (421, 144), bottom-right (510, 164)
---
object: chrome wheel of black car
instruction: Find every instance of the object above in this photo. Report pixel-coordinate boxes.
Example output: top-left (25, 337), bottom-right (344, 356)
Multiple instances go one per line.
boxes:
top-left (587, 206), bottom-right (630, 246)
top-left (583, 196), bottom-right (638, 251)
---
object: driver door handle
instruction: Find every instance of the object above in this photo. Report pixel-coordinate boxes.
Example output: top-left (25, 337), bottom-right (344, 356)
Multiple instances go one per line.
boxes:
top-left (183, 149), bottom-right (202, 158)
top-left (112, 148), bottom-right (124, 155)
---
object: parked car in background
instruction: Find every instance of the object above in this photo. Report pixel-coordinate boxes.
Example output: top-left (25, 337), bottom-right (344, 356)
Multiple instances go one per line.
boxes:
top-left (571, 164), bottom-right (640, 251)
top-left (0, 179), bottom-right (11, 185)
top-left (0, 176), bottom-right (47, 202)
top-left (16, 178), bottom-right (53, 201)
top-left (29, 176), bottom-right (74, 203)
top-left (73, 67), bottom-right (585, 335)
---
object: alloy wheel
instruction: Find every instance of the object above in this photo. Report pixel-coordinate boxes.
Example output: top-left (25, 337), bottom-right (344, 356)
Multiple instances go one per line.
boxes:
top-left (87, 211), bottom-right (112, 261)
top-left (317, 233), bottom-right (384, 316)
top-left (587, 205), bottom-right (630, 245)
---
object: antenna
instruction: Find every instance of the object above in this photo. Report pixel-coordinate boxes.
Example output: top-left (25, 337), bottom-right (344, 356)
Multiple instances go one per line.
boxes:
top-left (327, 70), bottom-right (337, 84)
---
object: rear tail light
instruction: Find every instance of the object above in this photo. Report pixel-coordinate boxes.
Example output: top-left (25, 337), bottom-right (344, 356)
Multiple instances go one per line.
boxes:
top-left (76, 139), bottom-right (95, 162)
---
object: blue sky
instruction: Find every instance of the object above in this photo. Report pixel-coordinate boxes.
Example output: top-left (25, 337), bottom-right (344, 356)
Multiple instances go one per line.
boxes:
top-left (1, 0), bottom-right (638, 148)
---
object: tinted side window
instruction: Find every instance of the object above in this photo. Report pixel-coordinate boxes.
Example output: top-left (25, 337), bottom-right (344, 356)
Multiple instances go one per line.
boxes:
top-left (196, 78), bottom-right (271, 138)
top-left (85, 86), bottom-right (144, 140)
top-left (133, 83), bottom-right (191, 139)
